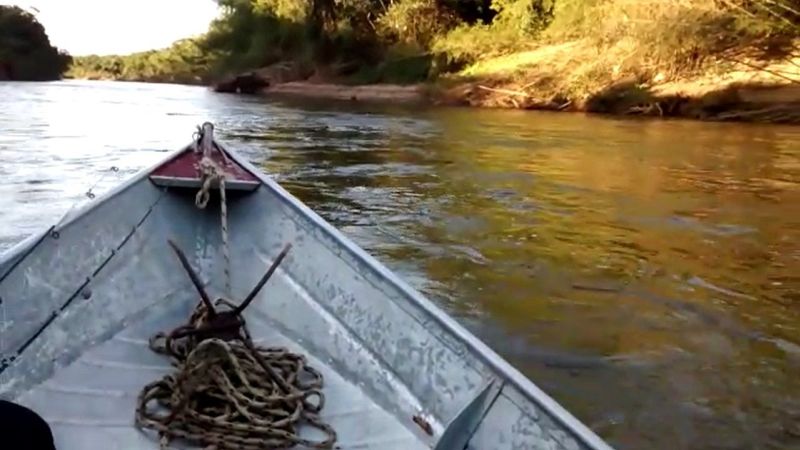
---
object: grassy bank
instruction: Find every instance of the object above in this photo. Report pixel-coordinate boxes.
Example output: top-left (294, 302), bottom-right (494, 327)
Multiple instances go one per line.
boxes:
top-left (432, 0), bottom-right (800, 122)
top-left (67, 0), bottom-right (800, 122)
top-left (435, 40), bottom-right (800, 122)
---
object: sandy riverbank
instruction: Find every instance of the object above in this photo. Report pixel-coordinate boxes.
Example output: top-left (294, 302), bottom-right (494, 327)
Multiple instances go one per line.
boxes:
top-left (261, 82), bottom-right (427, 104)
top-left (257, 77), bottom-right (800, 124)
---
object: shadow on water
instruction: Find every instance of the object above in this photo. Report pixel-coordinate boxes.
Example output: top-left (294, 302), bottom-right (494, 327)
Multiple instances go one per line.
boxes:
top-left (1, 82), bottom-right (799, 450)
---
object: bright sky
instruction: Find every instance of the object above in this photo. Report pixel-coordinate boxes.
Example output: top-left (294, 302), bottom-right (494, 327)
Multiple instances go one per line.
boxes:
top-left (3, 0), bottom-right (220, 55)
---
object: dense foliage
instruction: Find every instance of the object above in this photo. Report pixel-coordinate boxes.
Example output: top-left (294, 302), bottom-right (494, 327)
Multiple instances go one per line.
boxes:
top-left (68, 0), bottom-right (800, 84)
top-left (0, 6), bottom-right (71, 81)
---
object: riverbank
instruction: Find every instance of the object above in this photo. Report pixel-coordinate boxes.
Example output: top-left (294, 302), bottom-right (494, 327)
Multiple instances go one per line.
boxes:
top-left (248, 43), bottom-right (800, 124)
top-left (434, 40), bottom-right (800, 123)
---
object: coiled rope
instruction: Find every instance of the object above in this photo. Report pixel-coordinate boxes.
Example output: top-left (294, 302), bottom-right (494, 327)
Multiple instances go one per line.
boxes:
top-left (135, 241), bottom-right (337, 449)
top-left (135, 123), bottom-right (336, 448)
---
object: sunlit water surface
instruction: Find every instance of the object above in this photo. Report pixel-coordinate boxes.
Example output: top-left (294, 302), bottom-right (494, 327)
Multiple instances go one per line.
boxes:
top-left (1, 80), bottom-right (799, 450)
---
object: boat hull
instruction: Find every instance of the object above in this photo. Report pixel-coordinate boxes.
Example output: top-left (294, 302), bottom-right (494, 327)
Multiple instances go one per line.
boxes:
top-left (0, 141), bottom-right (613, 450)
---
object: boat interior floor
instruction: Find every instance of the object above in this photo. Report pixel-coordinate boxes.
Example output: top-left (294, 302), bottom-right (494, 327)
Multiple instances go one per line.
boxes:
top-left (15, 299), bottom-right (427, 450)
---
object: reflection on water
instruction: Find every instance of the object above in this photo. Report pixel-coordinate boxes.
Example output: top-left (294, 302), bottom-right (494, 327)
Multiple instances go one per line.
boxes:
top-left (1, 80), bottom-right (799, 449)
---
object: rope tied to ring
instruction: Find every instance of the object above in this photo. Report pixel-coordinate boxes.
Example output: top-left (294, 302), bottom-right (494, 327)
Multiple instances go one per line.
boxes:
top-left (194, 156), bottom-right (224, 210)
top-left (135, 240), bottom-right (337, 449)
top-left (193, 122), bottom-right (232, 297)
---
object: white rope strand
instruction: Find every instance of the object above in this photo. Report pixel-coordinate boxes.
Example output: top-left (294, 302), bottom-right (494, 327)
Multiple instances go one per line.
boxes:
top-left (193, 122), bottom-right (232, 298)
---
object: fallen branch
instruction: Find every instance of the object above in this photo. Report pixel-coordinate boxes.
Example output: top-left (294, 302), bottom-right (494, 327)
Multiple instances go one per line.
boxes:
top-left (724, 56), bottom-right (800, 85)
top-left (557, 100), bottom-right (573, 110)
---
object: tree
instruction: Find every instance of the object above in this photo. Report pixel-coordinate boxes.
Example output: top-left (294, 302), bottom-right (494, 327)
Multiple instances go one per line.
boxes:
top-left (0, 6), bottom-right (71, 81)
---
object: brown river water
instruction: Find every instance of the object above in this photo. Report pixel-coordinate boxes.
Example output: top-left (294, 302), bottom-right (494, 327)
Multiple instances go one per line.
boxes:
top-left (1, 80), bottom-right (798, 449)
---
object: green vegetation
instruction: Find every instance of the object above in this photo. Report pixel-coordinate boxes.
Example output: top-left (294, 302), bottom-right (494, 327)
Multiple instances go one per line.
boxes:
top-left (67, 0), bottom-right (799, 88)
top-left (68, 39), bottom-right (213, 84)
top-left (0, 6), bottom-right (71, 81)
top-left (450, 0), bottom-right (799, 116)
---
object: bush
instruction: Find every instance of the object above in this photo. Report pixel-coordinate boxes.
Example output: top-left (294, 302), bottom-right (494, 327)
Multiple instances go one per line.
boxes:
top-left (546, 0), bottom-right (800, 74)
top-left (491, 0), bottom-right (555, 36)
top-left (377, 0), bottom-right (458, 48)
top-left (433, 0), bottom-right (554, 65)
top-left (433, 24), bottom-right (513, 64)
top-left (348, 53), bottom-right (434, 83)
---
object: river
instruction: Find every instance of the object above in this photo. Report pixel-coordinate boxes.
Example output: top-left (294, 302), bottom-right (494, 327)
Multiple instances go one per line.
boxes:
top-left (1, 80), bottom-right (798, 450)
